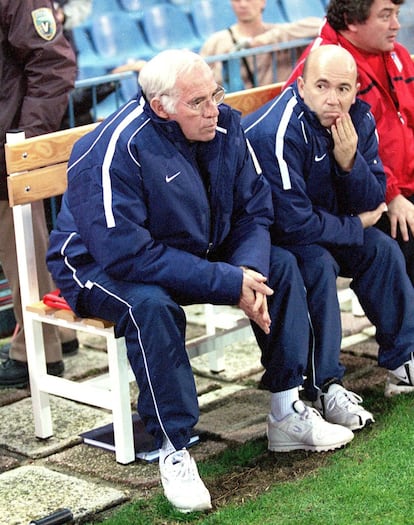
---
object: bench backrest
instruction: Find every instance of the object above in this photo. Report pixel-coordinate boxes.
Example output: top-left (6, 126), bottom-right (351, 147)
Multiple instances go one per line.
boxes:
top-left (5, 123), bottom-right (97, 205)
top-left (224, 82), bottom-right (283, 117)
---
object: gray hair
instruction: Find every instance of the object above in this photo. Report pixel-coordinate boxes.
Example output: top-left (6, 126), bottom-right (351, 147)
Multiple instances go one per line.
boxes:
top-left (139, 49), bottom-right (207, 114)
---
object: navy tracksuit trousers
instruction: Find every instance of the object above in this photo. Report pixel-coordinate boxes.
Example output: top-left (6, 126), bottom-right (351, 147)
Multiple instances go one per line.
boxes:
top-left (286, 227), bottom-right (414, 401)
top-left (75, 245), bottom-right (309, 451)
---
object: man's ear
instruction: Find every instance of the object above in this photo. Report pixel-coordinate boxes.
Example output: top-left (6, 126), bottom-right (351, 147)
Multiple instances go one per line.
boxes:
top-left (344, 14), bottom-right (358, 34)
top-left (297, 76), bottom-right (305, 98)
top-left (352, 81), bottom-right (361, 104)
top-left (150, 98), bottom-right (169, 119)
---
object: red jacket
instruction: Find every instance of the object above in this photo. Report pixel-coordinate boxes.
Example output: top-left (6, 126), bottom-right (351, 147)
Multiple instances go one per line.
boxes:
top-left (285, 20), bottom-right (414, 204)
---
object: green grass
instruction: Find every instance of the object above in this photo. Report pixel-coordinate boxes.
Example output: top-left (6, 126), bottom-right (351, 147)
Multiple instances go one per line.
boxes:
top-left (89, 392), bottom-right (414, 525)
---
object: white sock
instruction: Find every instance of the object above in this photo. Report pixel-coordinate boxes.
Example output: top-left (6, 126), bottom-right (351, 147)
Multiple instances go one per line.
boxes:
top-left (270, 387), bottom-right (299, 421)
top-left (159, 436), bottom-right (176, 464)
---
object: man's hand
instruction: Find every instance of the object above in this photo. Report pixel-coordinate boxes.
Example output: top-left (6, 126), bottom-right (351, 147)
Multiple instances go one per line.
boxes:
top-left (387, 194), bottom-right (414, 241)
top-left (238, 268), bottom-right (273, 334)
top-left (358, 202), bottom-right (387, 228)
top-left (331, 113), bottom-right (358, 172)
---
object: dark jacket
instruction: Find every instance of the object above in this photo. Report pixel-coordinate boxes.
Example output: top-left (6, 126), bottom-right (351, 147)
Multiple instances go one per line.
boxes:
top-left (0, 0), bottom-right (76, 199)
top-left (243, 82), bottom-right (386, 247)
top-left (285, 20), bottom-right (414, 204)
top-left (47, 90), bottom-right (273, 311)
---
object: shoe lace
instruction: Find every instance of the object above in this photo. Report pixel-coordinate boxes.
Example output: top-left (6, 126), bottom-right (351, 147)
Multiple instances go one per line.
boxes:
top-left (293, 400), bottom-right (322, 421)
top-left (168, 450), bottom-right (198, 481)
top-left (325, 387), bottom-right (362, 412)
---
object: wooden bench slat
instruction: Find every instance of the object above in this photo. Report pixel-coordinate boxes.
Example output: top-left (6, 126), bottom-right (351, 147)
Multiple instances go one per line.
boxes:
top-left (26, 301), bottom-right (58, 315)
top-left (224, 82), bottom-right (283, 116)
top-left (27, 300), bottom-right (115, 329)
top-left (4, 122), bottom-right (97, 173)
top-left (7, 163), bottom-right (68, 206)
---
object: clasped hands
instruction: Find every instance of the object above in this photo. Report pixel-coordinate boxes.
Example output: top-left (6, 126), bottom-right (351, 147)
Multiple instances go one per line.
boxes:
top-left (238, 267), bottom-right (273, 334)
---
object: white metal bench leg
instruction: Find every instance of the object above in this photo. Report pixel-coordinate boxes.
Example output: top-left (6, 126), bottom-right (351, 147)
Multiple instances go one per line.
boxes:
top-left (26, 317), bottom-right (54, 439)
top-left (204, 304), bottom-right (225, 373)
top-left (351, 292), bottom-right (365, 317)
top-left (338, 287), bottom-right (365, 317)
top-left (106, 333), bottom-right (135, 464)
top-left (13, 204), bottom-right (54, 439)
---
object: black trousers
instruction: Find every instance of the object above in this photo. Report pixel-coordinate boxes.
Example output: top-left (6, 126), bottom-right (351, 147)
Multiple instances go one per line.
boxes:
top-left (375, 194), bottom-right (414, 286)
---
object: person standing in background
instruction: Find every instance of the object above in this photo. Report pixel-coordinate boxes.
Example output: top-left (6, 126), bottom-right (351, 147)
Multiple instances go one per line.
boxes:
top-left (54, 0), bottom-right (91, 34)
top-left (0, 0), bottom-right (78, 388)
top-left (200, 0), bottom-right (322, 88)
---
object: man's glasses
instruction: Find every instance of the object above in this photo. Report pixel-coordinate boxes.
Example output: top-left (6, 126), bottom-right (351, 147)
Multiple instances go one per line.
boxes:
top-left (180, 86), bottom-right (225, 113)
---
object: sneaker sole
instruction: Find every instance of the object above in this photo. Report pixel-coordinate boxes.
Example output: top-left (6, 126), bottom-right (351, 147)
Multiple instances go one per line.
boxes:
top-left (384, 382), bottom-right (414, 398)
top-left (175, 501), bottom-right (212, 513)
top-left (319, 413), bottom-right (375, 431)
top-left (268, 436), bottom-right (353, 453)
top-left (313, 405), bottom-right (375, 431)
top-left (346, 417), bottom-right (375, 431)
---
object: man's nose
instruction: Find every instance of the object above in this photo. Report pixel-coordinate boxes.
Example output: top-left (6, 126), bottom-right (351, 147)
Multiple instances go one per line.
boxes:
top-left (327, 89), bottom-right (339, 104)
top-left (391, 12), bottom-right (401, 30)
top-left (202, 99), bottom-right (220, 117)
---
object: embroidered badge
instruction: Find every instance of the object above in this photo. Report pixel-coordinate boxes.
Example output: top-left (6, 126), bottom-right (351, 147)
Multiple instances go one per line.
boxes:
top-left (31, 8), bottom-right (57, 41)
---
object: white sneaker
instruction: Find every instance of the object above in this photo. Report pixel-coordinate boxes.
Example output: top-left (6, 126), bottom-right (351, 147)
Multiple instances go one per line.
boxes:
top-left (159, 449), bottom-right (212, 513)
top-left (314, 383), bottom-right (374, 431)
top-left (267, 400), bottom-right (354, 452)
top-left (385, 353), bottom-right (414, 397)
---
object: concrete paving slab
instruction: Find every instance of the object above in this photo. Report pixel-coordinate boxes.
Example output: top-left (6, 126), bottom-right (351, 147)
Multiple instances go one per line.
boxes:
top-left (0, 347), bottom-right (111, 409)
top-left (0, 453), bottom-right (19, 474)
top-left (341, 331), bottom-right (373, 350)
top-left (342, 336), bottom-right (379, 361)
top-left (63, 346), bottom-right (111, 380)
top-left (0, 387), bottom-right (28, 408)
top-left (198, 388), bottom-right (269, 443)
top-left (0, 465), bottom-right (127, 525)
top-left (45, 443), bottom-right (160, 491)
top-left (0, 300), bottom-right (384, 524)
top-left (199, 384), bottom-right (247, 408)
top-left (191, 336), bottom-right (263, 382)
top-left (340, 312), bottom-right (373, 337)
top-left (45, 438), bottom-right (228, 491)
top-left (0, 397), bottom-right (112, 459)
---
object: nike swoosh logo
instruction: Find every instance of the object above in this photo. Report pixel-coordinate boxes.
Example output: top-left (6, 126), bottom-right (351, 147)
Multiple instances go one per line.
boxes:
top-left (314, 154), bottom-right (327, 162)
top-left (165, 171), bottom-right (181, 183)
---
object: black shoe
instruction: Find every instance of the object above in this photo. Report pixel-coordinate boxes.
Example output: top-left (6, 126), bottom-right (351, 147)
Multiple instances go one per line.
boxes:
top-left (0, 358), bottom-right (64, 389)
top-left (0, 338), bottom-right (79, 361)
top-left (61, 338), bottom-right (79, 356)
